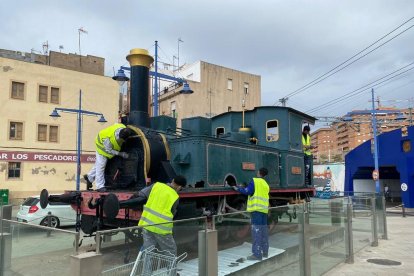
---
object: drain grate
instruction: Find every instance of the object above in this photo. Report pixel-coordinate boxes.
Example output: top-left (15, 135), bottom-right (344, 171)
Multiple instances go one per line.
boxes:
top-left (367, 259), bottom-right (401, 266)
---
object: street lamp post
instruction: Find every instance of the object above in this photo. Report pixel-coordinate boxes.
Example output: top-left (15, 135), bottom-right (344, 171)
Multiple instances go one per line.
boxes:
top-left (371, 88), bottom-right (380, 193)
top-left (50, 89), bottom-right (107, 191)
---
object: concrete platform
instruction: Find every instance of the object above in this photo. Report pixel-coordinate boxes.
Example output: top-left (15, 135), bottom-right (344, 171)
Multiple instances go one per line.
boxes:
top-left (325, 215), bottom-right (414, 276)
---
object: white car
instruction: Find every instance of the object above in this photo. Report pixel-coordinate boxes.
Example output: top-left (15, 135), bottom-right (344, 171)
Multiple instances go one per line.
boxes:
top-left (16, 196), bottom-right (77, 228)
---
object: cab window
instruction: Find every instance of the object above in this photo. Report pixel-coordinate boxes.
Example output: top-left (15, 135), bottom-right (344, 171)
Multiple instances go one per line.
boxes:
top-left (216, 127), bottom-right (225, 137)
top-left (266, 120), bottom-right (279, 142)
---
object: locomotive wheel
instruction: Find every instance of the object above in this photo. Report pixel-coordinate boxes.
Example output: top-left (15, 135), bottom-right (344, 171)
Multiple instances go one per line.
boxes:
top-left (124, 228), bottom-right (143, 244)
top-left (267, 216), bottom-right (278, 234)
top-left (228, 197), bottom-right (250, 241)
top-left (81, 215), bottom-right (98, 235)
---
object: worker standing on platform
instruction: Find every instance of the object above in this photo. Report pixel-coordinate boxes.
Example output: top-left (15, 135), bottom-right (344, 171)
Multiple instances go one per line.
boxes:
top-left (302, 125), bottom-right (315, 186)
top-left (84, 123), bottom-right (134, 192)
top-left (138, 176), bottom-right (187, 256)
top-left (233, 168), bottom-right (270, 261)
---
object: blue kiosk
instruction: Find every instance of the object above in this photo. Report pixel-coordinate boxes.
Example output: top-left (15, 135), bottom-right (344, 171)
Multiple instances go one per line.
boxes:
top-left (345, 126), bottom-right (414, 208)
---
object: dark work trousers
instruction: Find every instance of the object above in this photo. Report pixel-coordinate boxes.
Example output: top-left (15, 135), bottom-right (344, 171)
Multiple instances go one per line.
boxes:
top-left (250, 211), bottom-right (269, 259)
top-left (304, 155), bottom-right (312, 186)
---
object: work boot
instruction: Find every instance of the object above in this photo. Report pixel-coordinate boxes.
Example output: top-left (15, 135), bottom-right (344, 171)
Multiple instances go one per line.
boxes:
top-left (84, 175), bottom-right (93, 190)
top-left (246, 255), bottom-right (262, 261)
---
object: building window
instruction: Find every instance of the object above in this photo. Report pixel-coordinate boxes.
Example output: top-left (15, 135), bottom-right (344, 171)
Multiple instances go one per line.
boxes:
top-left (37, 124), bottom-right (59, 142)
top-left (39, 85), bottom-right (48, 103)
top-left (49, 125), bottom-right (59, 142)
top-left (51, 87), bottom-right (60, 104)
top-left (9, 122), bottom-right (23, 140)
top-left (227, 79), bottom-right (233, 90)
top-left (228, 106), bottom-right (232, 112)
top-left (266, 120), bottom-right (279, 142)
top-left (216, 127), bottom-right (225, 138)
top-left (8, 162), bottom-right (21, 179)
top-left (244, 82), bottom-right (249, 94)
top-left (11, 81), bottom-right (25, 100)
top-left (37, 124), bottom-right (48, 141)
top-left (38, 86), bottom-right (60, 104)
top-left (170, 101), bottom-right (177, 118)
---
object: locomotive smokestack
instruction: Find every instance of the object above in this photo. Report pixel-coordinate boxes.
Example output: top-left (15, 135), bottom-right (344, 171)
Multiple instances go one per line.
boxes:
top-left (126, 48), bottom-right (154, 127)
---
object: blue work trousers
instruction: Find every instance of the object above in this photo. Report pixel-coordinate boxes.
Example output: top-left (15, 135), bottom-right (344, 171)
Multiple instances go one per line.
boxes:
top-left (250, 211), bottom-right (269, 259)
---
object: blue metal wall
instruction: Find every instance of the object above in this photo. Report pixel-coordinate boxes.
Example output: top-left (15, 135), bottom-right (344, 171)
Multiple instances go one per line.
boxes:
top-left (345, 126), bottom-right (414, 207)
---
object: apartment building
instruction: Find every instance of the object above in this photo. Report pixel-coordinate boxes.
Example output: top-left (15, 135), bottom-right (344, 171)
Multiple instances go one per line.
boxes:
top-left (155, 61), bottom-right (261, 126)
top-left (0, 50), bottom-right (118, 201)
top-left (311, 107), bottom-right (413, 163)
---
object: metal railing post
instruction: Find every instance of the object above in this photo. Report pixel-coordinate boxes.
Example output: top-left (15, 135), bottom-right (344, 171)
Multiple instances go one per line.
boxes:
top-left (96, 232), bottom-right (101, 254)
top-left (74, 232), bottom-right (80, 255)
top-left (345, 200), bottom-right (354, 263)
top-left (371, 197), bottom-right (378, 247)
top-left (299, 204), bottom-right (311, 276)
top-left (46, 212), bottom-right (52, 237)
top-left (381, 196), bottom-right (388, 240)
top-left (402, 203), bottom-right (406, 218)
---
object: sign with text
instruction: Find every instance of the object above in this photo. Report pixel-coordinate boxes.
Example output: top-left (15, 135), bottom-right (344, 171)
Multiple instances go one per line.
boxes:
top-left (242, 162), bottom-right (256, 171)
top-left (291, 166), bottom-right (302, 175)
top-left (0, 150), bottom-right (95, 163)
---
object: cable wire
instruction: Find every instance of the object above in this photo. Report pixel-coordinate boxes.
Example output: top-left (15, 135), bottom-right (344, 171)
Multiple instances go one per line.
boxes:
top-left (274, 16), bottom-right (414, 105)
top-left (306, 61), bottom-right (414, 114)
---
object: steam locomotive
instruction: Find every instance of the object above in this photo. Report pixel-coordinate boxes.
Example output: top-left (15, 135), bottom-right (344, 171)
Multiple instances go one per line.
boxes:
top-left (40, 48), bottom-right (315, 237)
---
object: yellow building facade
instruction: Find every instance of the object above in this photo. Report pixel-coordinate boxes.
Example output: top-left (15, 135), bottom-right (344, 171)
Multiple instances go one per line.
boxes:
top-left (0, 57), bottom-right (119, 202)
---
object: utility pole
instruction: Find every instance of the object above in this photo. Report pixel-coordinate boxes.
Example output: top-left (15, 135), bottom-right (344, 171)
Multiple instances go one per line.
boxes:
top-left (279, 97), bottom-right (288, 107)
top-left (371, 88), bottom-right (380, 193)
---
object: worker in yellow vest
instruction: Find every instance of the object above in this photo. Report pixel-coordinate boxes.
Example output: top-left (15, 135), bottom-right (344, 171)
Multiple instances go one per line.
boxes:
top-left (302, 125), bottom-right (315, 186)
top-left (232, 168), bottom-right (270, 261)
top-left (84, 124), bottom-right (134, 192)
top-left (138, 175), bottom-right (187, 256)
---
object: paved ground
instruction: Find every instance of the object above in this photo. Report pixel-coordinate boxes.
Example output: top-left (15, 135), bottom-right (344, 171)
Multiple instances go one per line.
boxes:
top-left (325, 213), bottom-right (414, 276)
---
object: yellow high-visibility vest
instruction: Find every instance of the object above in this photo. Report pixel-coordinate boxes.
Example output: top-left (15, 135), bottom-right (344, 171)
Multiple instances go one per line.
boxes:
top-left (302, 134), bottom-right (312, 156)
top-left (138, 182), bottom-right (179, 235)
top-left (95, 123), bottom-right (125, 158)
top-left (247, 177), bottom-right (270, 214)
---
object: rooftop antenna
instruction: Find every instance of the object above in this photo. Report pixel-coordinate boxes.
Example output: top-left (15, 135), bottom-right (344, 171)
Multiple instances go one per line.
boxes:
top-left (177, 38), bottom-right (183, 70)
top-left (42, 41), bottom-right (49, 55)
top-left (59, 45), bottom-right (64, 53)
top-left (173, 55), bottom-right (177, 73)
top-left (78, 27), bottom-right (88, 67)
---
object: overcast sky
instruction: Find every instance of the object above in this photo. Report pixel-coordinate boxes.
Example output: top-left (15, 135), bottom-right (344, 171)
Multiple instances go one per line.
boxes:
top-left (1, 0), bottom-right (414, 126)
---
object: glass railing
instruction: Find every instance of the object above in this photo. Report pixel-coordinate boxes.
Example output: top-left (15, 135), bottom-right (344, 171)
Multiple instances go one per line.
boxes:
top-left (0, 192), bottom-right (389, 275)
top-left (0, 217), bottom-right (79, 276)
top-left (350, 195), bottom-right (374, 253)
top-left (213, 204), bottom-right (303, 276)
top-left (98, 216), bottom-right (208, 276)
top-left (308, 198), bottom-right (347, 275)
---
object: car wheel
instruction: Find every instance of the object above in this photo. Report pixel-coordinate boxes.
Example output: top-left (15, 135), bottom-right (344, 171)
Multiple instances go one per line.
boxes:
top-left (40, 216), bottom-right (60, 228)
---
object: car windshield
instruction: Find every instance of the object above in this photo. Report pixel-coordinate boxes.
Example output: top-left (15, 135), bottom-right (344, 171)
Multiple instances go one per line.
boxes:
top-left (22, 197), bottom-right (40, 206)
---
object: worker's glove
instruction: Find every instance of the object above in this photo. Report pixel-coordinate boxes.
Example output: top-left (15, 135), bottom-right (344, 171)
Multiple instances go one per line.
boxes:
top-left (119, 152), bottom-right (129, 159)
top-left (232, 186), bottom-right (239, 191)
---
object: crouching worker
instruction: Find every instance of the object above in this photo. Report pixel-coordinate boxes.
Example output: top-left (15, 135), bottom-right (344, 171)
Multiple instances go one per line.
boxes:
top-left (84, 123), bottom-right (134, 192)
top-left (233, 168), bottom-right (270, 260)
top-left (138, 176), bottom-right (187, 256)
